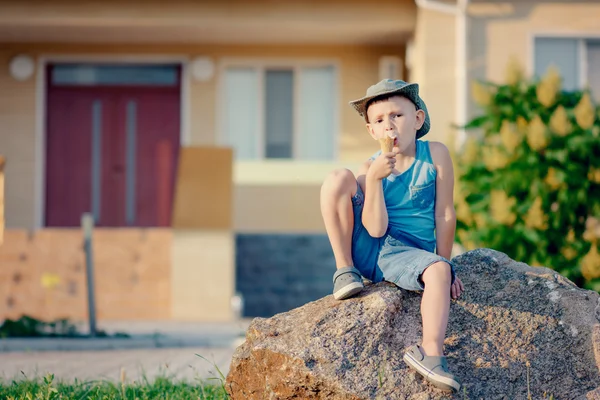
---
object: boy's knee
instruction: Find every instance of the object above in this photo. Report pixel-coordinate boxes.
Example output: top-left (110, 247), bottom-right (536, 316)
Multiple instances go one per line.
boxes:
top-left (421, 261), bottom-right (452, 285)
top-left (322, 168), bottom-right (356, 195)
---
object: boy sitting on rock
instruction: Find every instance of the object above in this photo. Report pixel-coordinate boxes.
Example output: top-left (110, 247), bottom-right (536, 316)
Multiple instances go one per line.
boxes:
top-left (320, 79), bottom-right (465, 392)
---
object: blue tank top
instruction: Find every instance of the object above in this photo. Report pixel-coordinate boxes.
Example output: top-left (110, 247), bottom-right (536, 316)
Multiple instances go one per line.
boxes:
top-left (369, 140), bottom-right (437, 253)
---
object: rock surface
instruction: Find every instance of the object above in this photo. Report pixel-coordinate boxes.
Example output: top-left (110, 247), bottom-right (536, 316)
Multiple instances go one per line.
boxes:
top-left (226, 248), bottom-right (600, 399)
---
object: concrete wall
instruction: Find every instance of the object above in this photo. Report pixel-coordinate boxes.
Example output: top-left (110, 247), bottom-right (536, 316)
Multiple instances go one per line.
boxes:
top-left (0, 51), bottom-right (37, 230)
top-left (171, 230), bottom-right (235, 321)
top-left (412, 7), bottom-right (457, 148)
top-left (235, 234), bottom-right (335, 317)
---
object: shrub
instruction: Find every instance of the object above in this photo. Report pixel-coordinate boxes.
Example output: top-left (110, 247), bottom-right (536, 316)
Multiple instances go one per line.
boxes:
top-left (455, 60), bottom-right (600, 291)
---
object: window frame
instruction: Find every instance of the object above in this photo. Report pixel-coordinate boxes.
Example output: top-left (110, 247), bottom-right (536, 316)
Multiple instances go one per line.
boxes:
top-left (216, 58), bottom-right (340, 161)
top-left (529, 32), bottom-right (600, 90)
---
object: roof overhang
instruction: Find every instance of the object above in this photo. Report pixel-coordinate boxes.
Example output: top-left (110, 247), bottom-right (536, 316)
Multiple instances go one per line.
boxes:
top-left (0, 0), bottom-right (417, 45)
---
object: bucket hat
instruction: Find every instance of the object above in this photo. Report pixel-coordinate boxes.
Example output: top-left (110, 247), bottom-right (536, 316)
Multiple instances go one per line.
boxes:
top-left (349, 79), bottom-right (430, 138)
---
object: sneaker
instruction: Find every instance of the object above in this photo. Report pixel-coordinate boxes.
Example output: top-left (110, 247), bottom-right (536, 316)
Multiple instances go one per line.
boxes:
top-left (403, 344), bottom-right (461, 393)
top-left (332, 266), bottom-right (364, 300)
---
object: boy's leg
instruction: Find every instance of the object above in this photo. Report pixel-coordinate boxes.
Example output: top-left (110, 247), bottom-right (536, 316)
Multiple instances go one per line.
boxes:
top-left (320, 168), bottom-right (356, 269)
top-left (420, 261), bottom-right (452, 356)
top-left (377, 243), bottom-right (459, 391)
top-left (404, 261), bottom-right (459, 392)
top-left (320, 168), bottom-right (364, 299)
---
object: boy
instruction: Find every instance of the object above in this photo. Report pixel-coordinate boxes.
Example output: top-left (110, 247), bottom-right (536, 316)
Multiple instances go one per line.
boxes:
top-left (320, 79), bottom-right (464, 392)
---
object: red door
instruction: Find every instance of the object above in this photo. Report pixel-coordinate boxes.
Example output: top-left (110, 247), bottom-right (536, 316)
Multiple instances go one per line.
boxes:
top-left (45, 65), bottom-right (181, 227)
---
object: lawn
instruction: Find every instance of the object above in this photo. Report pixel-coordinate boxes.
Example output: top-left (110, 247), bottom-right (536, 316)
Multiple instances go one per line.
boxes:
top-left (0, 374), bottom-right (229, 400)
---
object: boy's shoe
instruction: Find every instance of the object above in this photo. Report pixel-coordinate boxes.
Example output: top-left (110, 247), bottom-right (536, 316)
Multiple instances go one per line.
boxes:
top-left (332, 266), bottom-right (364, 300)
top-left (403, 344), bottom-right (461, 393)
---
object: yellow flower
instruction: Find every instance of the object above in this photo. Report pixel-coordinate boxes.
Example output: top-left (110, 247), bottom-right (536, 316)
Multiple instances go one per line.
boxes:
top-left (41, 273), bottom-right (61, 289)
top-left (581, 245), bottom-right (600, 281)
top-left (464, 240), bottom-right (477, 251)
top-left (588, 167), bottom-right (600, 184)
top-left (574, 93), bottom-right (596, 129)
top-left (461, 137), bottom-right (479, 164)
top-left (457, 230), bottom-right (477, 251)
top-left (500, 120), bottom-right (522, 153)
top-left (505, 56), bottom-right (523, 86)
top-left (526, 115), bottom-right (548, 151)
top-left (474, 213), bottom-right (487, 229)
top-left (490, 190), bottom-right (517, 225)
top-left (566, 229), bottom-right (576, 243)
top-left (583, 216), bottom-right (600, 243)
top-left (471, 81), bottom-right (494, 107)
top-left (536, 66), bottom-right (561, 107)
top-left (549, 106), bottom-right (571, 137)
top-left (524, 197), bottom-right (548, 230)
top-left (545, 168), bottom-right (564, 190)
top-left (516, 116), bottom-right (528, 134)
top-left (456, 195), bottom-right (473, 225)
top-left (561, 246), bottom-right (577, 261)
top-left (484, 146), bottom-right (510, 170)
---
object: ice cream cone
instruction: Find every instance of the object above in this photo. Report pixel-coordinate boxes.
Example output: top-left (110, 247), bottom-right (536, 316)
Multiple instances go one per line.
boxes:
top-left (379, 136), bottom-right (394, 153)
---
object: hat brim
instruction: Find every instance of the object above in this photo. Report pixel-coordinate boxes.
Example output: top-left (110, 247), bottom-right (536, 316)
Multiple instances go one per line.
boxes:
top-left (349, 83), bottom-right (430, 139)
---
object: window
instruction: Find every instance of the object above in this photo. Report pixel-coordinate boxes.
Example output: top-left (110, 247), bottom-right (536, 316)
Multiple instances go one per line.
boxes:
top-left (51, 64), bottom-right (179, 86)
top-left (220, 64), bottom-right (337, 160)
top-left (534, 37), bottom-right (600, 101)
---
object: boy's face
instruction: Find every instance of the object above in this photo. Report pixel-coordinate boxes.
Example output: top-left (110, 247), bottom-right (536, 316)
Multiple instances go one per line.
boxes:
top-left (365, 95), bottom-right (425, 153)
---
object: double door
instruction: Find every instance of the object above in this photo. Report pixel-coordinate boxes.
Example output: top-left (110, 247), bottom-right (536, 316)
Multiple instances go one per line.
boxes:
top-left (45, 86), bottom-right (180, 227)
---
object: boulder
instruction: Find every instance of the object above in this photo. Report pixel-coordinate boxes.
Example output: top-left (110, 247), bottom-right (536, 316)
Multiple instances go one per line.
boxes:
top-left (226, 248), bottom-right (600, 399)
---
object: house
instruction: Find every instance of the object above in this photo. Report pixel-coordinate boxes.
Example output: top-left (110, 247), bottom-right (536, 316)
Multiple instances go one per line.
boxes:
top-left (0, 0), bottom-right (598, 323)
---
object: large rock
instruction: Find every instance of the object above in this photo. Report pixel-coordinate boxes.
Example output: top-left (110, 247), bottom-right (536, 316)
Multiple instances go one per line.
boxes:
top-left (226, 249), bottom-right (600, 399)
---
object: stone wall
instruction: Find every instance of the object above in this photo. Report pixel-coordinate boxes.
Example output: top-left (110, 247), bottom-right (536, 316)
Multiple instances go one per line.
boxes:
top-left (235, 234), bottom-right (336, 318)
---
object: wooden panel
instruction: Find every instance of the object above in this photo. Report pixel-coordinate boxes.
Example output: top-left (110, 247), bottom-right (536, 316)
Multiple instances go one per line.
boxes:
top-left (0, 156), bottom-right (4, 245)
top-left (172, 147), bottom-right (233, 229)
top-left (0, 228), bottom-right (171, 321)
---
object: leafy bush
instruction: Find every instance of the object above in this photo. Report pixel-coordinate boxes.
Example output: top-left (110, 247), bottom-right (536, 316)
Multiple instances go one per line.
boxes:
top-left (455, 59), bottom-right (600, 291)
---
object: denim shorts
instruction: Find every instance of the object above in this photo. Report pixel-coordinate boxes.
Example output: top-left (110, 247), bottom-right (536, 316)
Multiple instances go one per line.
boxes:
top-left (350, 184), bottom-right (456, 291)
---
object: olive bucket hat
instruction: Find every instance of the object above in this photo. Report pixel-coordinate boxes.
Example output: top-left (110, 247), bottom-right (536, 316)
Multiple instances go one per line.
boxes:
top-left (349, 79), bottom-right (431, 138)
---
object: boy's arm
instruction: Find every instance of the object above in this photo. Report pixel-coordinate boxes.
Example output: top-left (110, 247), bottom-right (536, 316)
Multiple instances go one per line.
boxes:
top-left (430, 142), bottom-right (456, 260)
top-left (356, 160), bottom-right (371, 194)
top-left (357, 160), bottom-right (389, 238)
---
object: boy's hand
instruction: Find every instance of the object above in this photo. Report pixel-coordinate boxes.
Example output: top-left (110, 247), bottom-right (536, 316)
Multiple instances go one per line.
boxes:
top-left (367, 152), bottom-right (398, 181)
top-left (451, 276), bottom-right (464, 299)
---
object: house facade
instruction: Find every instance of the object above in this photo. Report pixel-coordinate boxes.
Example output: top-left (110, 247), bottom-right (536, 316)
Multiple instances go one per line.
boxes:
top-left (0, 0), bottom-right (598, 322)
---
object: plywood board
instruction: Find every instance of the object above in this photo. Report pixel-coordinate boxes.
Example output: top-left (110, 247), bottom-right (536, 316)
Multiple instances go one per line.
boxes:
top-left (172, 147), bottom-right (233, 229)
top-left (0, 228), bottom-right (171, 321)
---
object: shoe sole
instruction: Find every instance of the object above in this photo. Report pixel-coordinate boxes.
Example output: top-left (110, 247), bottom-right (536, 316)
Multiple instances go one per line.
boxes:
top-left (333, 282), bottom-right (364, 300)
top-left (403, 353), bottom-right (461, 393)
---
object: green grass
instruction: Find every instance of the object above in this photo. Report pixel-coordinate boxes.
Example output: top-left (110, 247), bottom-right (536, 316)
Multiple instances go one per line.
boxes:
top-left (0, 374), bottom-right (229, 400)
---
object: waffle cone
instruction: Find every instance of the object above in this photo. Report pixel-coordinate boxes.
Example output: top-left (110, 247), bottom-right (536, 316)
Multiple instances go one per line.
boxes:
top-left (379, 137), bottom-right (394, 153)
